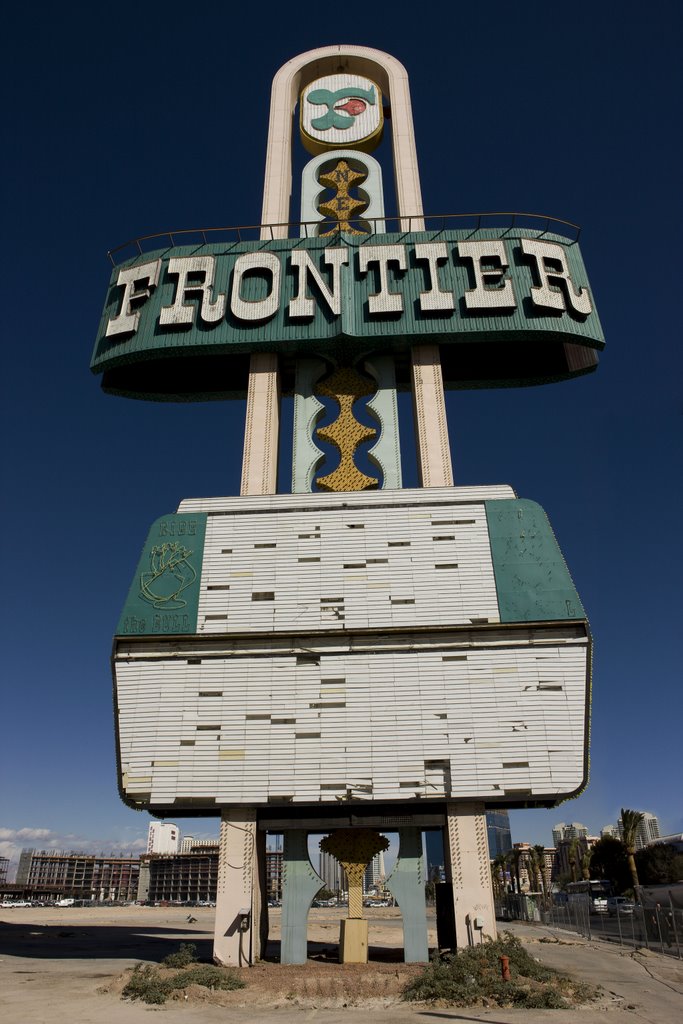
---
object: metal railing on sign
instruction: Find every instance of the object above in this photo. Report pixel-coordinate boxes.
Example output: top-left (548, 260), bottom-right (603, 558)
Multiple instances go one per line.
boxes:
top-left (107, 212), bottom-right (582, 265)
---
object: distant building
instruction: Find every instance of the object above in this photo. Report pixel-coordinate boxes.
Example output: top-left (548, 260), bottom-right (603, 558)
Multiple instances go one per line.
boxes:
top-left (600, 825), bottom-right (619, 839)
top-left (424, 830), bottom-right (445, 882)
top-left (364, 849), bottom-right (386, 892)
top-left (19, 850), bottom-right (139, 902)
top-left (425, 812), bottom-right (512, 882)
top-left (319, 849), bottom-right (343, 893)
top-left (632, 813), bottom-right (661, 849)
top-left (648, 834), bottom-right (683, 853)
top-left (15, 849), bottom-right (35, 886)
top-left (603, 812), bottom-right (662, 851)
top-left (0, 857), bottom-right (9, 885)
top-left (551, 834), bottom-right (599, 883)
top-left (266, 848), bottom-right (283, 900)
top-left (179, 836), bottom-right (219, 853)
top-left (487, 811), bottom-right (513, 859)
top-left (142, 848), bottom-right (219, 904)
top-left (552, 822), bottom-right (588, 846)
top-left (147, 822), bottom-right (180, 855)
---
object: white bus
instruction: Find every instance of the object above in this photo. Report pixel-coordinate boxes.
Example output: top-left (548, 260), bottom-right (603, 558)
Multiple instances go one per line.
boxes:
top-left (566, 880), bottom-right (611, 913)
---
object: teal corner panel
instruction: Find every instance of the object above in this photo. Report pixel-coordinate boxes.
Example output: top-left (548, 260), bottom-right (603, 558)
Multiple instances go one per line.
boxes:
top-left (116, 513), bottom-right (207, 636)
top-left (281, 831), bottom-right (325, 965)
top-left (385, 827), bottom-right (429, 963)
top-left (485, 499), bottom-right (585, 623)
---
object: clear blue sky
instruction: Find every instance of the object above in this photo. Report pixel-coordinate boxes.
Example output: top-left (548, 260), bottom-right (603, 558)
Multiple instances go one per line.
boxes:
top-left (2, 2), bottom-right (681, 875)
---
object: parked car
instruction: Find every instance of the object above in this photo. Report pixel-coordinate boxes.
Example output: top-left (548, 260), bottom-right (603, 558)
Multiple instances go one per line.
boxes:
top-left (607, 897), bottom-right (635, 916)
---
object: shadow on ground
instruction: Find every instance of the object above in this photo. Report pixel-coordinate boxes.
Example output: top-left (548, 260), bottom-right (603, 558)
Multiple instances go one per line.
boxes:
top-left (1, 924), bottom-right (411, 966)
top-left (0, 921), bottom-right (213, 962)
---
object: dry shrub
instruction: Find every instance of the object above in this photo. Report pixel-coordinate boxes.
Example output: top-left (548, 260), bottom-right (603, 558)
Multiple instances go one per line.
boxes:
top-left (122, 961), bottom-right (244, 1004)
top-left (402, 932), bottom-right (599, 1009)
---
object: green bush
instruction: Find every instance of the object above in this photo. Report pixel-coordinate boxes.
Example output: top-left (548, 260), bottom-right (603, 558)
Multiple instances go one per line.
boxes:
top-left (169, 964), bottom-right (245, 992)
top-left (122, 964), bottom-right (172, 1004)
top-left (403, 932), bottom-right (593, 1009)
top-left (122, 960), bottom-right (245, 1004)
top-left (161, 942), bottom-right (199, 967)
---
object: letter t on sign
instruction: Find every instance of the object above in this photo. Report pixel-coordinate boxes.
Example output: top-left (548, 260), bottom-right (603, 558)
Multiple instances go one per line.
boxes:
top-left (358, 245), bottom-right (407, 314)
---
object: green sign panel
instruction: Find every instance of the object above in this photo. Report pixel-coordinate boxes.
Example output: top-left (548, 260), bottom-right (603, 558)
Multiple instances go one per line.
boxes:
top-left (91, 229), bottom-right (603, 399)
top-left (117, 514), bottom-right (207, 636)
top-left (485, 499), bottom-right (585, 623)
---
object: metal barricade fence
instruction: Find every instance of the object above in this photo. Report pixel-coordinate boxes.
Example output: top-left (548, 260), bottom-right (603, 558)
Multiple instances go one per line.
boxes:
top-left (496, 896), bottom-right (682, 959)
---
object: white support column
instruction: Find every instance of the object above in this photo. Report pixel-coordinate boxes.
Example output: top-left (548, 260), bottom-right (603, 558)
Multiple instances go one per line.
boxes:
top-left (444, 802), bottom-right (497, 948)
top-left (240, 352), bottom-right (280, 496)
top-left (411, 344), bottom-right (453, 487)
top-left (214, 808), bottom-right (261, 966)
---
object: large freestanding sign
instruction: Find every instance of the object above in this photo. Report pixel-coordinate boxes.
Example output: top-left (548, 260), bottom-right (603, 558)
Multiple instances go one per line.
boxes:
top-left (93, 45), bottom-right (602, 964)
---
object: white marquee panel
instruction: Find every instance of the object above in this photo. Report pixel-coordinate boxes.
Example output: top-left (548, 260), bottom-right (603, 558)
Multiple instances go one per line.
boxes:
top-left (115, 627), bottom-right (588, 806)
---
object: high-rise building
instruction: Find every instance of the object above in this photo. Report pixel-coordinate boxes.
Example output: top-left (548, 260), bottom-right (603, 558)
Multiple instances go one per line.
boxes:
top-left (364, 849), bottom-right (386, 892)
top-left (319, 849), bottom-right (343, 894)
top-left (425, 813), bottom-right (512, 878)
top-left (0, 857), bottom-right (9, 885)
top-left (613, 812), bottom-right (661, 850)
top-left (487, 811), bottom-right (513, 859)
top-left (552, 822), bottom-right (588, 846)
top-left (147, 822), bottom-right (180, 855)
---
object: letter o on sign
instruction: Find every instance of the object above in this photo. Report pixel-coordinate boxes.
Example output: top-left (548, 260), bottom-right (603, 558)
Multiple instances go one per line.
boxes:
top-left (231, 253), bottom-right (281, 321)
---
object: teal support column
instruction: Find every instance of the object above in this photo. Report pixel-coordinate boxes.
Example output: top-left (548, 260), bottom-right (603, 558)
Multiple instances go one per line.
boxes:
top-left (291, 358), bottom-right (326, 493)
top-left (364, 354), bottom-right (402, 489)
top-left (281, 830), bottom-right (325, 964)
top-left (385, 827), bottom-right (429, 962)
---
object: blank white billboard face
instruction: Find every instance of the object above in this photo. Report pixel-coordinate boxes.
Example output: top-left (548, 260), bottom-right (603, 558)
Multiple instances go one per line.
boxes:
top-left (113, 487), bottom-right (590, 811)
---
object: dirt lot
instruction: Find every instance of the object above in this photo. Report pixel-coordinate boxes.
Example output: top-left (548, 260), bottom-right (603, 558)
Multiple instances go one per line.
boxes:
top-left (0, 904), bottom-right (430, 1022)
top-left (3, 905), bottom-right (682, 1024)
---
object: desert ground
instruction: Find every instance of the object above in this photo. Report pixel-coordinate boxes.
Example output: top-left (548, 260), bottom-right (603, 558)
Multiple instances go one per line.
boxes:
top-left (2, 904), bottom-right (682, 1023)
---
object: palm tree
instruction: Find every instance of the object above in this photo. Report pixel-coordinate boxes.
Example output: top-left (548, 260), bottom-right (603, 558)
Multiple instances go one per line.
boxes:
top-left (533, 844), bottom-right (547, 895)
top-left (568, 838), bottom-right (581, 883)
top-left (581, 845), bottom-right (593, 881)
top-left (620, 808), bottom-right (644, 897)
top-left (506, 848), bottom-right (523, 894)
top-left (491, 854), bottom-right (507, 899)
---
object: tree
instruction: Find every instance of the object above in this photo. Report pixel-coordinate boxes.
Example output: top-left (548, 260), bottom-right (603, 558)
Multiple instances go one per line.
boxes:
top-left (620, 809), bottom-right (644, 896)
top-left (589, 836), bottom-right (630, 895)
top-left (491, 854), bottom-right (507, 899)
top-left (581, 846), bottom-right (593, 881)
top-left (568, 838), bottom-right (581, 883)
top-left (533, 845), bottom-right (547, 895)
top-left (635, 844), bottom-right (683, 886)
top-left (506, 848), bottom-right (523, 894)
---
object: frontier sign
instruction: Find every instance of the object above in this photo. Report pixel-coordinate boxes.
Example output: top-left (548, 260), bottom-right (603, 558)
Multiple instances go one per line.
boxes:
top-left (91, 230), bottom-right (603, 398)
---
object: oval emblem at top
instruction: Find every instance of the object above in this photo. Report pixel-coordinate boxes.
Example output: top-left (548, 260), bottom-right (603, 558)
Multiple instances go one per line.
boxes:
top-left (300, 73), bottom-right (384, 154)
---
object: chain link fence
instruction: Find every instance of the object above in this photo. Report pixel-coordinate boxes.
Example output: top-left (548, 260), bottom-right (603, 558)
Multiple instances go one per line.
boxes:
top-left (496, 895), bottom-right (682, 959)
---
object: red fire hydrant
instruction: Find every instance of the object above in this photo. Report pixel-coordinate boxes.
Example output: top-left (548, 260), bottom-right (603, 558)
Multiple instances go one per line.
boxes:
top-left (499, 955), bottom-right (511, 982)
